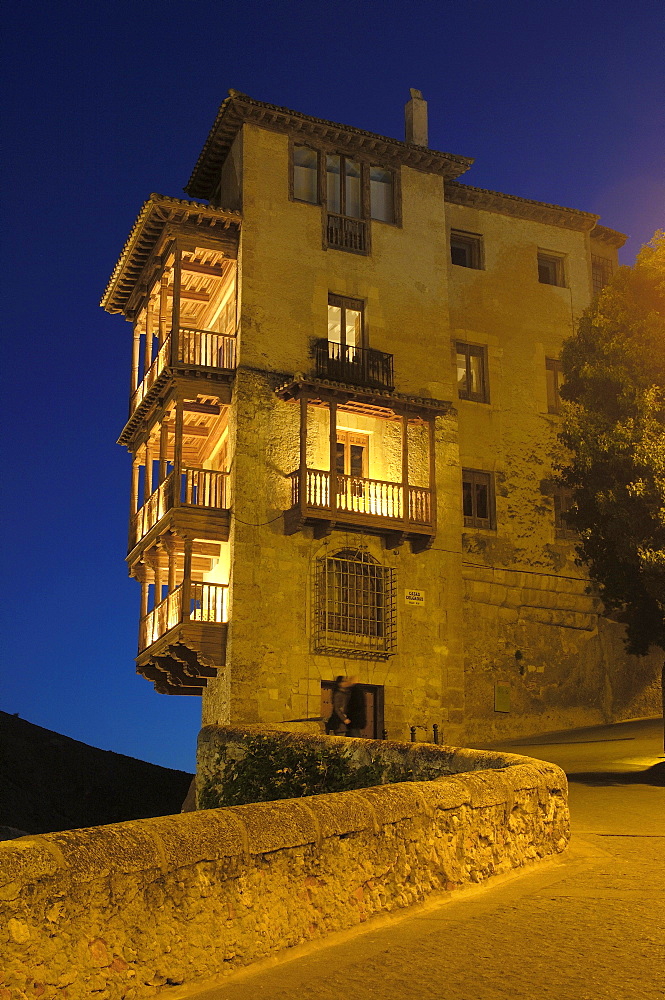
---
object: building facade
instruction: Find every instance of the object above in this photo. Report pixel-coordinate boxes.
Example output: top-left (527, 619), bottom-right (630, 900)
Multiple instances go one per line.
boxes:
top-left (102, 89), bottom-right (661, 744)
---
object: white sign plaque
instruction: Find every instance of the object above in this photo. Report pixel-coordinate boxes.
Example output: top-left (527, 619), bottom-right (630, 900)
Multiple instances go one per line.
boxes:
top-left (405, 589), bottom-right (425, 606)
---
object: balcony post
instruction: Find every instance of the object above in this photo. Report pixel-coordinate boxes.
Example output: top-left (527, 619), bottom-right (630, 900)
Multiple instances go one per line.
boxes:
top-left (131, 318), bottom-right (141, 395)
top-left (169, 248), bottom-right (182, 365)
top-left (129, 458), bottom-right (140, 548)
top-left (136, 561), bottom-right (149, 620)
top-left (159, 273), bottom-right (169, 346)
top-left (164, 533), bottom-right (177, 594)
top-left (182, 534), bottom-right (193, 622)
top-left (152, 541), bottom-right (163, 608)
top-left (145, 294), bottom-right (155, 378)
top-left (158, 420), bottom-right (169, 484)
top-left (143, 440), bottom-right (152, 503)
top-left (429, 417), bottom-right (437, 530)
top-left (173, 397), bottom-right (184, 507)
top-left (328, 401), bottom-right (337, 512)
top-left (299, 395), bottom-right (308, 516)
top-left (402, 413), bottom-right (409, 525)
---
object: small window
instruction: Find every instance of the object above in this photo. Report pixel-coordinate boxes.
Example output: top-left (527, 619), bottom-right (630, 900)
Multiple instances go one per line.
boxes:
top-left (456, 342), bottom-right (489, 403)
top-left (462, 469), bottom-right (495, 529)
top-left (293, 145), bottom-right (319, 204)
top-left (591, 255), bottom-right (613, 295)
top-left (451, 231), bottom-right (483, 269)
top-left (545, 358), bottom-right (563, 414)
top-left (553, 486), bottom-right (575, 536)
top-left (315, 549), bottom-right (397, 657)
top-left (370, 166), bottom-right (395, 223)
top-left (538, 252), bottom-right (565, 286)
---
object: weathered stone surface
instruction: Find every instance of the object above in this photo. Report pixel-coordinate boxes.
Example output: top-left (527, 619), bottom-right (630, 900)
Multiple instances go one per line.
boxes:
top-left (0, 735), bottom-right (568, 999)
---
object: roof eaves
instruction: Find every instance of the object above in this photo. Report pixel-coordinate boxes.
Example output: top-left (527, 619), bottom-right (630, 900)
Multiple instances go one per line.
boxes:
top-left (445, 180), bottom-right (600, 232)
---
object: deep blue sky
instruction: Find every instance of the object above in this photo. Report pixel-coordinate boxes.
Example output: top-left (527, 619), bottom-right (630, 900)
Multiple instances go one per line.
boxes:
top-left (1, 1), bottom-right (663, 773)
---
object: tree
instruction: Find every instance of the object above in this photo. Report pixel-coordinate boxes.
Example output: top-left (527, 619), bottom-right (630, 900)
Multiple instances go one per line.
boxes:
top-left (558, 231), bottom-right (665, 738)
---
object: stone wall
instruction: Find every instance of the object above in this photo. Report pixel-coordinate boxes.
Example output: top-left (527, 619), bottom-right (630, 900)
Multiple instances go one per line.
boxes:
top-left (0, 738), bottom-right (568, 999)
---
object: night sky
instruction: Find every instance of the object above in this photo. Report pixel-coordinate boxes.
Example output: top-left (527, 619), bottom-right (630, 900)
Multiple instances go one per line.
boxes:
top-left (2, 1), bottom-right (663, 773)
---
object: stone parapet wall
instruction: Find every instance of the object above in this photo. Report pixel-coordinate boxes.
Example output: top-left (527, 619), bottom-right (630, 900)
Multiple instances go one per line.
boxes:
top-left (0, 741), bottom-right (569, 1000)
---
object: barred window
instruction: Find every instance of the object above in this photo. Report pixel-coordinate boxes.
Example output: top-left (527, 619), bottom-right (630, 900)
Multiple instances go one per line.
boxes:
top-left (592, 255), bottom-right (613, 295)
top-left (554, 486), bottom-right (575, 537)
top-left (315, 549), bottom-right (396, 657)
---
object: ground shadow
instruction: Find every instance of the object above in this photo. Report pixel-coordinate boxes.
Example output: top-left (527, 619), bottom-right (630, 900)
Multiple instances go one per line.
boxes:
top-left (567, 761), bottom-right (665, 787)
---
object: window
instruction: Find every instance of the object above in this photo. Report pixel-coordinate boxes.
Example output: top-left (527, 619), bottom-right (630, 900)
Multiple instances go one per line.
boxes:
top-left (553, 486), bottom-right (575, 536)
top-left (592, 255), bottom-right (613, 295)
top-left (370, 166), bottom-right (395, 223)
top-left (462, 469), bottom-right (495, 529)
top-left (538, 252), bottom-right (565, 286)
top-left (451, 231), bottom-right (483, 269)
top-left (546, 357), bottom-right (563, 414)
top-left (315, 549), bottom-right (397, 657)
top-left (292, 145), bottom-right (319, 204)
top-left (456, 342), bottom-right (489, 403)
top-left (328, 294), bottom-right (365, 351)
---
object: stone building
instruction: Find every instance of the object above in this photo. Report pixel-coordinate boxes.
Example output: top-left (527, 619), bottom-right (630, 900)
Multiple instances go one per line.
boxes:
top-left (102, 89), bottom-right (660, 744)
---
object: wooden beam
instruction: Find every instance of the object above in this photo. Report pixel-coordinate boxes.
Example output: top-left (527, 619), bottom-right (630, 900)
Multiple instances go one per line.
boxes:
top-left (180, 262), bottom-right (224, 277)
top-left (183, 402), bottom-right (221, 414)
top-left (166, 287), bottom-right (210, 302)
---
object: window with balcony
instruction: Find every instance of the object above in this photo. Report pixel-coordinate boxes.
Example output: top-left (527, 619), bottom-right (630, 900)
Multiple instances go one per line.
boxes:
top-left (456, 342), bottom-right (489, 403)
top-left (538, 252), bottom-right (566, 286)
top-left (462, 469), bottom-right (495, 529)
top-left (451, 230), bottom-right (483, 269)
top-left (291, 145), bottom-right (398, 253)
top-left (315, 549), bottom-right (397, 656)
top-left (546, 357), bottom-right (563, 414)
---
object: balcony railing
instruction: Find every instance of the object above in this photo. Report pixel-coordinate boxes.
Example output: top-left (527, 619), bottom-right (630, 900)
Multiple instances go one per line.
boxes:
top-left (131, 468), bottom-right (228, 547)
top-left (139, 582), bottom-right (228, 651)
top-left (315, 340), bottom-right (394, 390)
top-left (131, 327), bottom-right (237, 412)
top-left (326, 213), bottom-right (368, 253)
top-left (290, 469), bottom-right (432, 525)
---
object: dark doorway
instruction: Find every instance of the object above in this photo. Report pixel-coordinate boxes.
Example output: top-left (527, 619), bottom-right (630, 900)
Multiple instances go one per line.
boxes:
top-left (320, 679), bottom-right (384, 738)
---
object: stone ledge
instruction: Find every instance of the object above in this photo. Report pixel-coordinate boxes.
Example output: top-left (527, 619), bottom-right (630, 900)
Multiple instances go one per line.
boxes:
top-left (0, 733), bottom-right (569, 1000)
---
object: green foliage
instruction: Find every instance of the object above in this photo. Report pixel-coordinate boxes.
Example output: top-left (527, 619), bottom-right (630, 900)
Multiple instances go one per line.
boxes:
top-left (559, 231), bottom-right (665, 654)
top-left (197, 734), bottom-right (447, 809)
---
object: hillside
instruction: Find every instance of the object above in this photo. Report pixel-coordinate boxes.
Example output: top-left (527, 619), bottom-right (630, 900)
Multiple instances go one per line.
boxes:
top-left (0, 711), bottom-right (193, 836)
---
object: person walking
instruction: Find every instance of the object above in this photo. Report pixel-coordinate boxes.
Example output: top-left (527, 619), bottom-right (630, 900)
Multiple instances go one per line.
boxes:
top-left (345, 676), bottom-right (367, 737)
top-left (325, 676), bottom-right (351, 735)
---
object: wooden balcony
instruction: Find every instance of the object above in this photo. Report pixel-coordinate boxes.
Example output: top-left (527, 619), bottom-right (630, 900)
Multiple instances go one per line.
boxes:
top-left (326, 213), bottom-right (368, 253)
top-left (130, 327), bottom-right (236, 414)
top-left (130, 468), bottom-right (228, 550)
top-left (136, 580), bottom-right (229, 696)
top-left (314, 340), bottom-right (394, 390)
top-left (139, 581), bottom-right (228, 652)
top-left (286, 468), bottom-right (434, 547)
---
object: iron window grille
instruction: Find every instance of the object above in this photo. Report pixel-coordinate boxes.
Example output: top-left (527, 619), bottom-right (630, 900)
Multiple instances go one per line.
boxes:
top-left (315, 549), bottom-right (397, 658)
top-left (591, 255), bottom-right (613, 295)
top-left (462, 469), bottom-right (495, 529)
top-left (450, 230), bottom-right (483, 269)
top-left (456, 342), bottom-right (489, 402)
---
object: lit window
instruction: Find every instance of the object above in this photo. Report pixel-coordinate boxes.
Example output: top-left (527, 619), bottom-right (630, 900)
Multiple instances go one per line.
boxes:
top-left (546, 358), bottom-right (563, 414)
top-left (456, 342), bottom-right (489, 403)
top-left (370, 166), bottom-right (395, 223)
top-left (451, 231), bottom-right (483, 269)
top-left (293, 145), bottom-right (319, 204)
top-left (538, 252), bottom-right (565, 286)
top-left (462, 469), bottom-right (495, 529)
top-left (315, 549), bottom-right (397, 657)
top-left (592, 255), bottom-right (613, 295)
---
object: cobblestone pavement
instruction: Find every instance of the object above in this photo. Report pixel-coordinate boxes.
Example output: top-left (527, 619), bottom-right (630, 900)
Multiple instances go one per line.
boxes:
top-left (177, 719), bottom-right (665, 1000)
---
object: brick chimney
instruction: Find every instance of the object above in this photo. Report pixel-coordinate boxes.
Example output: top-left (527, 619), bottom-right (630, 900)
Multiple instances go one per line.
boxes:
top-left (405, 89), bottom-right (428, 146)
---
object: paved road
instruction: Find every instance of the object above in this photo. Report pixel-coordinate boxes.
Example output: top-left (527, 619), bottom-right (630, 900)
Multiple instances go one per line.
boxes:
top-left (177, 719), bottom-right (665, 1000)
